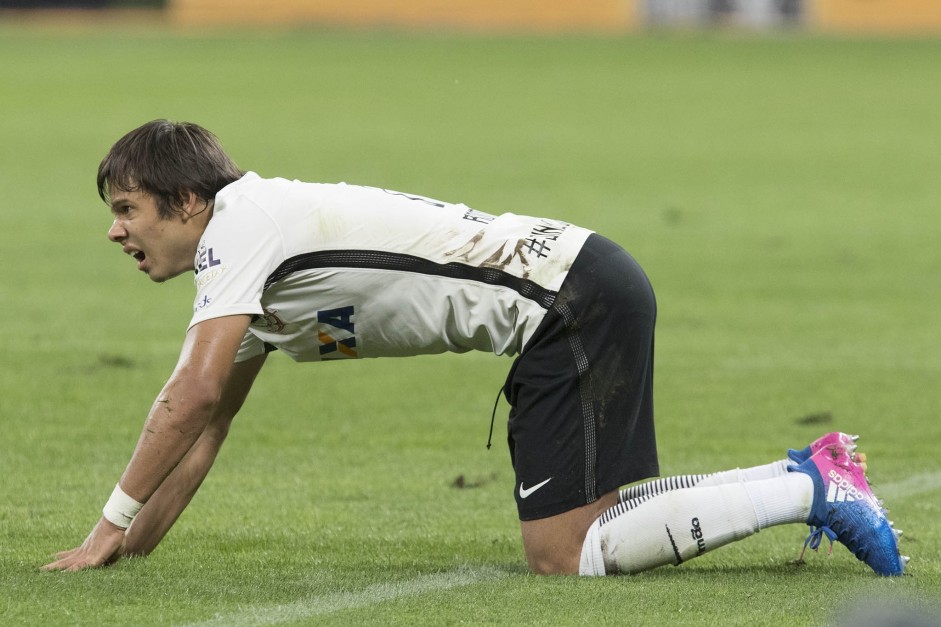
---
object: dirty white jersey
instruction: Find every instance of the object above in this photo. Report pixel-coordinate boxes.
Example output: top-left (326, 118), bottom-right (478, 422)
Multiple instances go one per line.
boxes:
top-left (188, 172), bottom-right (593, 363)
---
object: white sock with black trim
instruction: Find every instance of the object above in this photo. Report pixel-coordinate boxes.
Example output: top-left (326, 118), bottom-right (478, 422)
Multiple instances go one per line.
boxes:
top-left (579, 473), bottom-right (813, 575)
top-left (617, 459), bottom-right (792, 504)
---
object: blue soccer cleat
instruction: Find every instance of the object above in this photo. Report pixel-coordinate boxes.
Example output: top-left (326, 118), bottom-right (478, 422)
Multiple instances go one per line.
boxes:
top-left (788, 444), bottom-right (907, 576)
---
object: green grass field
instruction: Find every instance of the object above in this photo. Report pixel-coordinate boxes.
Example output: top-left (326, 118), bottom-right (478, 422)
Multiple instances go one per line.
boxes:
top-left (1, 20), bottom-right (940, 625)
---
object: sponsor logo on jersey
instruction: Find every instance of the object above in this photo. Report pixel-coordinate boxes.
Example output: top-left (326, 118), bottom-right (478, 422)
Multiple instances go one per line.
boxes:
top-left (317, 305), bottom-right (357, 359)
top-left (195, 265), bottom-right (227, 289)
top-left (194, 295), bottom-right (212, 311)
top-left (254, 308), bottom-right (286, 333)
top-left (194, 244), bottom-right (228, 289)
top-left (195, 244), bottom-right (222, 274)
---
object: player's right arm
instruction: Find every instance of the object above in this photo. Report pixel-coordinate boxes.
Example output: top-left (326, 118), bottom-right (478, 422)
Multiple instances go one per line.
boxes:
top-left (121, 353), bottom-right (267, 557)
top-left (42, 315), bottom-right (253, 572)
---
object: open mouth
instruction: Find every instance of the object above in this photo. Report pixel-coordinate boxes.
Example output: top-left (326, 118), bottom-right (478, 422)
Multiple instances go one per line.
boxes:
top-left (132, 251), bottom-right (146, 269)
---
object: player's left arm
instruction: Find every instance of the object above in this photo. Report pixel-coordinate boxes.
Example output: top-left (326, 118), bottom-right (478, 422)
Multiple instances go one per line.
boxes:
top-left (42, 314), bottom-right (252, 572)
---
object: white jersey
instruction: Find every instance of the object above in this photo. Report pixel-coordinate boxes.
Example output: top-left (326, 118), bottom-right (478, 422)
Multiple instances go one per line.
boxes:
top-left (188, 172), bottom-right (593, 363)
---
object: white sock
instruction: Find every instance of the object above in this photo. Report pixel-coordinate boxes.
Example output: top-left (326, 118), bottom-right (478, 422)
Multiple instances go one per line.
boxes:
top-left (742, 473), bottom-right (813, 529)
top-left (697, 459), bottom-right (792, 486)
top-left (619, 459), bottom-right (793, 504)
top-left (579, 520), bottom-right (605, 576)
top-left (601, 483), bottom-right (759, 574)
top-left (580, 473), bottom-right (814, 575)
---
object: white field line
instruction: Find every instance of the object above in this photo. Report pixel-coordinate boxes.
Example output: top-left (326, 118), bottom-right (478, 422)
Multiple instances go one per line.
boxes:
top-left (185, 565), bottom-right (507, 626)
top-left (877, 471), bottom-right (941, 500)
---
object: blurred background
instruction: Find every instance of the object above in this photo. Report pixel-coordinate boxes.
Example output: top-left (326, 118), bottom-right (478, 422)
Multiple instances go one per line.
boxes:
top-left (1, 0), bottom-right (940, 33)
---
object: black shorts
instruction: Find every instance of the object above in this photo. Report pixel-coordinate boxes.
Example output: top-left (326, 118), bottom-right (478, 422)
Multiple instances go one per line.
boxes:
top-left (503, 233), bottom-right (659, 521)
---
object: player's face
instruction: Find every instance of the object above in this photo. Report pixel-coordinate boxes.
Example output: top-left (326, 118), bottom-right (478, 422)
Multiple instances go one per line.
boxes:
top-left (106, 188), bottom-right (209, 283)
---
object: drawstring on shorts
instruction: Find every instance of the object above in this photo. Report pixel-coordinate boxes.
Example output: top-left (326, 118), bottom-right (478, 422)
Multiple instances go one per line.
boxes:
top-left (486, 387), bottom-right (503, 449)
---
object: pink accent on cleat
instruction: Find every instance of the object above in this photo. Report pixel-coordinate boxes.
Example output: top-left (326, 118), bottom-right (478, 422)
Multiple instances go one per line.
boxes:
top-left (788, 432), bottom-right (859, 465)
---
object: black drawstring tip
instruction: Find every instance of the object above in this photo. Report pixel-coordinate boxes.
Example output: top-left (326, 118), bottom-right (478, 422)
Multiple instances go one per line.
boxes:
top-left (486, 387), bottom-right (502, 450)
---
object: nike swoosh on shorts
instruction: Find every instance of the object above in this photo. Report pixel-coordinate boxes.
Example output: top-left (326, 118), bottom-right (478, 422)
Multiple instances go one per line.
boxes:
top-left (519, 477), bottom-right (552, 499)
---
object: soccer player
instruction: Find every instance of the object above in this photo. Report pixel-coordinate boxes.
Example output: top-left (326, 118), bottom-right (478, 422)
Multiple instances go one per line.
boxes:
top-left (43, 120), bottom-right (906, 576)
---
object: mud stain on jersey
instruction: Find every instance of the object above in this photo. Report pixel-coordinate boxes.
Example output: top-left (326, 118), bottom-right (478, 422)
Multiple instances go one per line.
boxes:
top-left (481, 240), bottom-right (532, 279)
top-left (445, 235), bottom-right (534, 279)
top-left (443, 231), bottom-right (485, 262)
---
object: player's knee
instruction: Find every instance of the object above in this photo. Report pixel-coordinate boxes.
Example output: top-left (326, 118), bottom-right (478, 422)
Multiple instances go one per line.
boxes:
top-left (522, 538), bottom-right (581, 575)
top-left (520, 492), bottom-right (618, 575)
top-left (526, 552), bottom-right (578, 575)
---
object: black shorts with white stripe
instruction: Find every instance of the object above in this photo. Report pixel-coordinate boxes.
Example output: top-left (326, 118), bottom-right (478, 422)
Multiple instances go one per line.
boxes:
top-left (503, 233), bottom-right (659, 521)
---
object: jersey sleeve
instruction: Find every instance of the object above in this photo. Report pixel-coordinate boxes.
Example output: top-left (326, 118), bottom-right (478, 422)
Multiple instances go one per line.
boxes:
top-left (235, 329), bottom-right (267, 362)
top-left (188, 199), bottom-right (284, 331)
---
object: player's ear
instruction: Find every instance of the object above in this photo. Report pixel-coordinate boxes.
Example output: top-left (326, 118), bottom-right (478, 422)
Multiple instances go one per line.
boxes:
top-left (178, 190), bottom-right (208, 221)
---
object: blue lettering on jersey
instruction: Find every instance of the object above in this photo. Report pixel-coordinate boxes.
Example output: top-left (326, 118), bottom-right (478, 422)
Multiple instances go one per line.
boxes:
top-left (317, 305), bottom-right (357, 358)
top-left (195, 245), bottom-right (222, 274)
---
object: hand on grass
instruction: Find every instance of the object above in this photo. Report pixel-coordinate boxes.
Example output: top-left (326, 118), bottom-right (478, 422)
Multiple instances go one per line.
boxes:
top-left (42, 517), bottom-right (126, 572)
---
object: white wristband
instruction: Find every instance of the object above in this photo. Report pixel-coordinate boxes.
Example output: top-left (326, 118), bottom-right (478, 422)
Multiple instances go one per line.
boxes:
top-left (102, 483), bottom-right (144, 529)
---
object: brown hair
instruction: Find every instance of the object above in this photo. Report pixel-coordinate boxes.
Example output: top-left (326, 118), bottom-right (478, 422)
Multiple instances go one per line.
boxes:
top-left (97, 120), bottom-right (244, 219)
